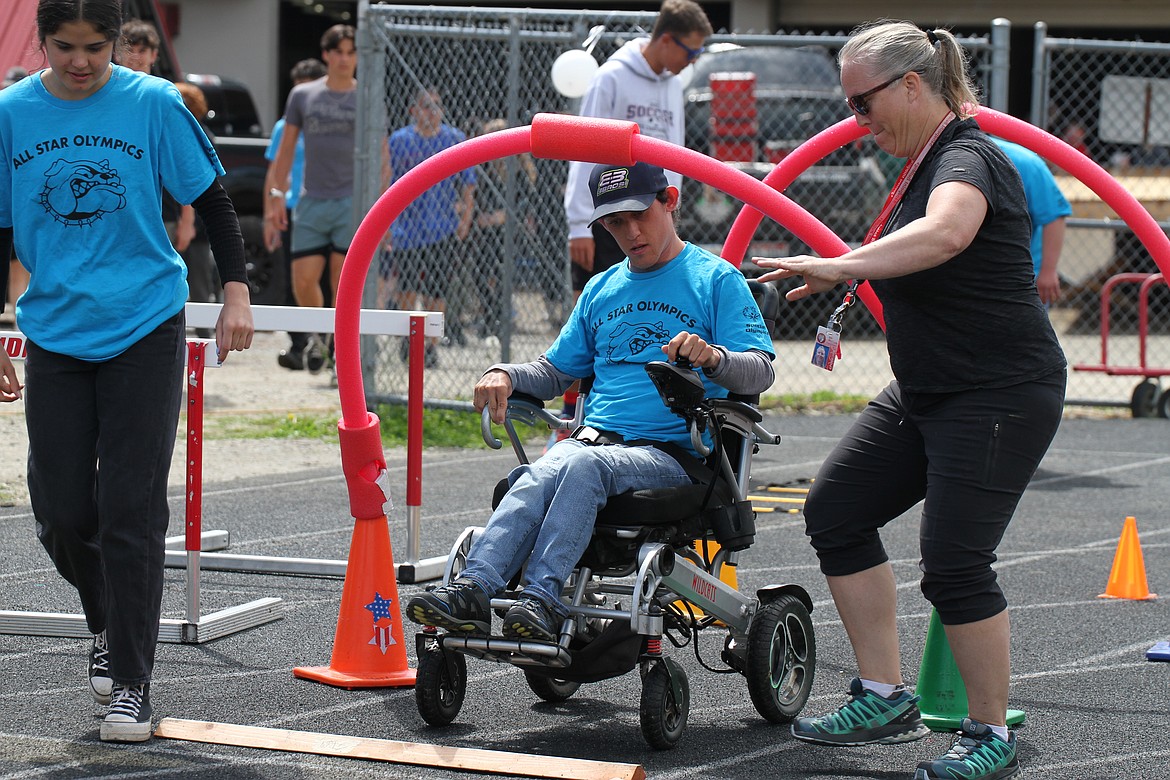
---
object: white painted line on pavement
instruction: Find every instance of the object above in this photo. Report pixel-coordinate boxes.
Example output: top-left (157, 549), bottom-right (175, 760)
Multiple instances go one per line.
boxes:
top-left (1057, 638), bottom-right (1169, 667)
top-left (1030, 454), bottom-right (1170, 486)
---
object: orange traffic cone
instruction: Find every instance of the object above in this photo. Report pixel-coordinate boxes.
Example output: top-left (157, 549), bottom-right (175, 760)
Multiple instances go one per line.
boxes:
top-left (1098, 516), bottom-right (1157, 601)
top-left (294, 514), bottom-right (417, 687)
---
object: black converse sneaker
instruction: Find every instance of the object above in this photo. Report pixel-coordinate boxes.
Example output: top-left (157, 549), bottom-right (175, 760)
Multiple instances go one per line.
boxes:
top-left (88, 631), bottom-right (112, 705)
top-left (100, 683), bottom-right (153, 742)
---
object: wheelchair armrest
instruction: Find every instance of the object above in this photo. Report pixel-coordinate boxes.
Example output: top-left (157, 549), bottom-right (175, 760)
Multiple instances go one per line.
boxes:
top-left (710, 399), bottom-right (781, 447)
top-left (480, 393), bottom-right (565, 451)
top-left (712, 397), bottom-right (762, 423)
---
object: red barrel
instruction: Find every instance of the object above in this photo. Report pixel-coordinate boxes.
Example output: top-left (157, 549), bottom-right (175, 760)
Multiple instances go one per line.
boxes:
top-left (708, 72), bottom-right (758, 163)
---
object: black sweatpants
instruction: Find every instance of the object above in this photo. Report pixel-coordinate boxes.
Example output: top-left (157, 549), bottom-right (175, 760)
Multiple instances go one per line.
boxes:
top-left (803, 370), bottom-right (1065, 625)
top-left (25, 311), bottom-right (185, 685)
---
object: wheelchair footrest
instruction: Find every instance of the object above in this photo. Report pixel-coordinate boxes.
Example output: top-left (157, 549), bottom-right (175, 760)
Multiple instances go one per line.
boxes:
top-left (443, 634), bottom-right (572, 669)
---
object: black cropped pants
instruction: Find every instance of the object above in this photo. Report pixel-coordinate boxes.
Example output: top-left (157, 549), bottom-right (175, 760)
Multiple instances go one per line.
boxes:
top-left (803, 370), bottom-right (1065, 625)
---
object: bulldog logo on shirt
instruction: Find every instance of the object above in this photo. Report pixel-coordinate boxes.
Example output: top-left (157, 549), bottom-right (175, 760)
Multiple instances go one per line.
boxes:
top-left (606, 320), bottom-right (671, 363)
top-left (39, 158), bottom-right (127, 226)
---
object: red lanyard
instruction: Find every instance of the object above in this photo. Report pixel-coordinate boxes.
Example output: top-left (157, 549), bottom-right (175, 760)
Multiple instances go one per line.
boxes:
top-left (862, 111), bottom-right (956, 245)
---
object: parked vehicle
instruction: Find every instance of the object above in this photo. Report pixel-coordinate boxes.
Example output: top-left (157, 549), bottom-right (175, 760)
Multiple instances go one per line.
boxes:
top-left (185, 73), bottom-right (284, 305)
top-left (681, 44), bottom-right (887, 336)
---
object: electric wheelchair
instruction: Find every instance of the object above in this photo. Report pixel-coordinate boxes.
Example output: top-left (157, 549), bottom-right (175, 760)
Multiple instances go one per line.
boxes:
top-left (413, 281), bottom-right (816, 750)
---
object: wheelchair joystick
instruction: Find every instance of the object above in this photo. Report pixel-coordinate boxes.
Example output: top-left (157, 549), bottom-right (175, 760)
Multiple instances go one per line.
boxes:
top-left (645, 360), bottom-right (706, 413)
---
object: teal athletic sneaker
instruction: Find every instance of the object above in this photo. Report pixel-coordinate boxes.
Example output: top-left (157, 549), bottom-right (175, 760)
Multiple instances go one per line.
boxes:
top-left (914, 717), bottom-right (1020, 780)
top-left (791, 677), bottom-right (930, 746)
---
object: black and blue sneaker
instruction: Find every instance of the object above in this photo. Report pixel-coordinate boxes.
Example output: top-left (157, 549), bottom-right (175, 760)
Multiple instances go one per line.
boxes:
top-left (791, 677), bottom-right (929, 746)
top-left (914, 717), bottom-right (1019, 779)
top-left (502, 594), bottom-right (559, 642)
top-left (406, 579), bottom-right (491, 634)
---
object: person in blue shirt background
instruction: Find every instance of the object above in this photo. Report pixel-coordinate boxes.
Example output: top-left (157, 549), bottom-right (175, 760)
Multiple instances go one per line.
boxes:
top-left (993, 138), bottom-right (1072, 305)
top-left (385, 86), bottom-right (476, 366)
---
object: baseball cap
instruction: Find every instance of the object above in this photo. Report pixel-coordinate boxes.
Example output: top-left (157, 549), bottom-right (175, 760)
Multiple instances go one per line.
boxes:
top-left (587, 162), bottom-right (670, 226)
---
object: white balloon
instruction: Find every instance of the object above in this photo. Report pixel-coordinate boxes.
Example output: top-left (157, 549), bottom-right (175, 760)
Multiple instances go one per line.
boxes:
top-left (551, 49), bottom-right (599, 98)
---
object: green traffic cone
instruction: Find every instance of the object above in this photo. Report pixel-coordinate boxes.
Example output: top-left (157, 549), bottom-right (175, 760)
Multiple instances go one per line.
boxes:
top-left (915, 609), bottom-right (1025, 731)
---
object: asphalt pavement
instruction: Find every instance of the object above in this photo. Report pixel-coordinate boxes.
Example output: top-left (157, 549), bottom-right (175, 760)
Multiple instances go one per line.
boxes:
top-left (1, 413), bottom-right (1168, 779)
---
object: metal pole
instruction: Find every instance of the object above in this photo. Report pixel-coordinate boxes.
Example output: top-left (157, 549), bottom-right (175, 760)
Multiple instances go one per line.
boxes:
top-left (500, 15), bottom-right (523, 362)
top-left (404, 314), bottom-right (424, 565)
top-left (355, 0), bottom-right (384, 394)
top-left (1030, 22), bottom-right (1049, 127)
top-left (185, 341), bottom-right (205, 627)
top-left (988, 18), bottom-right (1011, 113)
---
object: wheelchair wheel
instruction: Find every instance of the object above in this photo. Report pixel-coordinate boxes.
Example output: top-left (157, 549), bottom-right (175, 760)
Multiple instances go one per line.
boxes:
top-left (745, 594), bottom-right (815, 724)
top-left (524, 671), bottom-right (580, 702)
top-left (639, 658), bottom-right (690, 750)
top-left (415, 641), bottom-right (467, 726)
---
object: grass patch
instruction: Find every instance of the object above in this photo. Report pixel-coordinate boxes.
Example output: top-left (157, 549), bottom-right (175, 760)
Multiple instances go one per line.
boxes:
top-left (759, 390), bottom-right (870, 415)
top-left (199, 404), bottom-right (536, 449)
top-left (202, 412), bottom-right (341, 441)
top-left (199, 394), bottom-right (870, 447)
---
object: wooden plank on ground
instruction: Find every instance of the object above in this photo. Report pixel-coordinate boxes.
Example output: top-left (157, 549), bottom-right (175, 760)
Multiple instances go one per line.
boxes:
top-left (155, 718), bottom-right (646, 780)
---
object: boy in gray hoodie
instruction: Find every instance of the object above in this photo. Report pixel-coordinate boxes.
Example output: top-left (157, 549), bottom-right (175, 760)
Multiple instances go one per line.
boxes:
top-left (564, 0), bottom-right (712, 294)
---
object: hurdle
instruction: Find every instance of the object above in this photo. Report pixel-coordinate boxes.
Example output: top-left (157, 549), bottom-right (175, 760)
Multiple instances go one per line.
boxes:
top-left (0, 302), bottom-right (446, 642)
top-left (179, 302), bottom-right (448, 583)
top-left (0, 333), bottom-right (282, 643)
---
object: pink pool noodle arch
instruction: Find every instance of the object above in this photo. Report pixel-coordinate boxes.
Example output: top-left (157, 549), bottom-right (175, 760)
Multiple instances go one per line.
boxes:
top-left (333, 114), bottom-right (854, 428)
top-left (721, 108), bottom-right (1170, 329)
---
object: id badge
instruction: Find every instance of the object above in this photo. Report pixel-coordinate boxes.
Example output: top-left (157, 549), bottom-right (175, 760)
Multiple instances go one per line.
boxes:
top-left (811, 325), bottom-right (840, 371)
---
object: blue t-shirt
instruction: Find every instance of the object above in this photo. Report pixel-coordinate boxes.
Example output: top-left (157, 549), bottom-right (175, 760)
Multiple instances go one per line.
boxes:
top-left (993, 139), bottom-right (1072, 275)
top-left (0, 66), bottom-right (222, 360)
top-left (387, 123), bottom-right (476, 250)
top-left (546, 242), bottom-right (775, 455)
top-left (266, 118), bottom-right (305, 210)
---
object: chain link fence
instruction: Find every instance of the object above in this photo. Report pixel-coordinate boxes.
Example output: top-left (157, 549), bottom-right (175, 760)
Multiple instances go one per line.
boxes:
top-left (354, 7), bottom-right (1167, 415)
top-left (1030, 23), bottom-right (1170, 413)
top-left (356, 6), bottom-right (659, 405)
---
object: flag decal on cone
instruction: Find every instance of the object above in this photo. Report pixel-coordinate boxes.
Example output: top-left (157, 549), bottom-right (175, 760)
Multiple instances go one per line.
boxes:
top-left (366, 593), bottom-right (398, 654)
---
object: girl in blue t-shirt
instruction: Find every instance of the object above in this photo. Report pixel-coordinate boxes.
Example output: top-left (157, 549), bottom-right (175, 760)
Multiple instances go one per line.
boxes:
top-left (0, 0), bottom-right (254, 744)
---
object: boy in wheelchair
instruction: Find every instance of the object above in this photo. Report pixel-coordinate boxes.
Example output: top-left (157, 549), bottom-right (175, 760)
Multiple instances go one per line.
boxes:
top-left (406, 161), bottom-right (776, 642)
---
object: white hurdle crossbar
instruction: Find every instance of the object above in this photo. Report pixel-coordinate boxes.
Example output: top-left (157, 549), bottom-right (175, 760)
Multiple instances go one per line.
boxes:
top-left (0, 302), bottom-right (447, 642)
top-left (182, 302), bottom-right (447, 583)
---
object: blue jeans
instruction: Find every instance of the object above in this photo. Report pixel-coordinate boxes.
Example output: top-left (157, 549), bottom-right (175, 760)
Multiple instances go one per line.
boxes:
top-left (460, 439), bottom-right (691, 615)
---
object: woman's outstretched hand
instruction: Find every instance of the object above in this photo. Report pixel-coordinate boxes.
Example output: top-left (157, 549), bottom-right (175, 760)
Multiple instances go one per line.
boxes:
top-left (752, 255), bottom-right (844, 301)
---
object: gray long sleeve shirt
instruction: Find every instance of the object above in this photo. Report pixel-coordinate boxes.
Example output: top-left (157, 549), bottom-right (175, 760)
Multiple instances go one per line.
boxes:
top-left (486, 346), bottom-right (775, 401)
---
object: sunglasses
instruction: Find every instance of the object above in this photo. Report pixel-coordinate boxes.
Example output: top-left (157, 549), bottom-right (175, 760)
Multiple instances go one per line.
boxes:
top-left (669, 34), bottom-right (704, 63)
top-left (845, 73), bottom-right (905, 116)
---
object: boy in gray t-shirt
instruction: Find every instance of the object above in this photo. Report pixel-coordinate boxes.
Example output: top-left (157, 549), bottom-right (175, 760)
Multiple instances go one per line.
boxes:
top-left (263, 24), bottom-right (361, 375)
